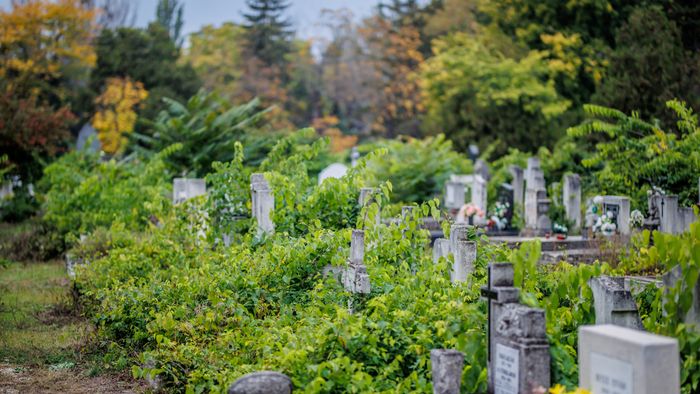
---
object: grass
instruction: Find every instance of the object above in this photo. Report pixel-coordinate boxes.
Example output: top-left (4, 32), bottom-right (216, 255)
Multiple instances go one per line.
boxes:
top-left (0, 260), bottom-right (90, 366)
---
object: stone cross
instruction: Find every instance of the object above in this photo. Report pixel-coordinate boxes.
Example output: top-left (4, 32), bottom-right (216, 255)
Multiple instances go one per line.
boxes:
top-left (578, 325), bottom-right (679, 394)
top-left (449, 224), bottom-right (476, 283)
top-left (562, 174), bottom-right (581, 231)
top-left (250, 173), bottom-right (274, 235)
top-left (600, 196), bottom-right (631, 236)
top-left (481, 262), bottom-right (549, 394)
top-left (228, 371), bottom-right (293, 394)
top-left (508, 165), bottom-right (524, 208)
top-left (173, 178), bottom-right (206, 204)
top-left (342, 230), bottom-right (371, 294)
top-left (431, 349), bottom-right (464, 394)
top-left (588, 276), bottom-right (643, 330)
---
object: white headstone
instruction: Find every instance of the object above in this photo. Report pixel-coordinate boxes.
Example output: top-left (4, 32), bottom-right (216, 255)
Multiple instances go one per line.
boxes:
top-left (318, 163), bottom-right (348, 184)
top-left (509, 165), bottom-right (524, 207)
top-left (579, 325), bottom-right (680, 394)
top-left (449, 224), bottom-right (476, 283)
top-left (659, 195), bottom-right (680, 234)
top-left (601, 196), bottom-right (631, 236)
top-left (471, 175), bottom-right (487, 225)
top-left (173, 178), bottom-right (207, 204)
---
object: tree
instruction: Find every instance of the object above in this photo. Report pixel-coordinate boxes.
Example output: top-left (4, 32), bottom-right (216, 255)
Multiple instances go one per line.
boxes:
top-left (82, 0), bottom-right (136, 28)
top-left (593, 6), bottom-right (699, 126)
top-left (419, 32), bottom-right (570, 154)
top-left (0, 0), bottom-right (95, 179)
top-left (0, 0), bottom-right (96, 101)
top-left (156, 0), bottom-right (184, 47)
top-left (183, 23), bottom-right (246, 102)
top-left (92, 77), bottom-right (148, 155)
top-left (88, 24), bottom-right (201, 121)
top-left (241, 0), bottom-right (293, 68)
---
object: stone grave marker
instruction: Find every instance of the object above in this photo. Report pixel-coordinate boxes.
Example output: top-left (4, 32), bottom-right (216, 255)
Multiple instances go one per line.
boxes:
top-left (445, 181), bottom-right (466, 210)
top-left (76, 122), bottom-right (100, 152)
top-left (250, 173), bottom-right (274, 235)
top-left (359, 187), bottom-right (380, 227)
top-left (679, 207), bottom-right (697, 233)
top-left (660, 195), bottom-right (680, 234)
top-left (508, 165), bottom-right (524, 208)
top-left (449, 224), bottom-right (476, 283)
top-left (228, 371), bottom-right (293, 394)
top-left (318, 163), bottom-right (348, 184)
top-left (493, 304), bottom-right (550, 394)
top-left (481, 263), bottom-right (549, 394)
top-left (471, 175), bottom-right (488, 225)
top-left (562, 174), bottom-right (581, 231)
top-left (588, 276), bottom-right (643, 330)
top-left (432, 238), bottom-right (451, 264)
top-left (431, 349), bottom-right (464, 394)
top-left (342, 229), bottom-right (371, 294)
top-left (475, 159), bottom-right (491, 181)
top-left (579, 325), bottom-right (679, 394)
top-left (524, 169), bottom-right (546, 232)
top-left (173, 178), bottom-right (207, 204)
top-left (535, 191), bottom-right (551, 235)
top-left (601, 196), bottom-right (631, 236)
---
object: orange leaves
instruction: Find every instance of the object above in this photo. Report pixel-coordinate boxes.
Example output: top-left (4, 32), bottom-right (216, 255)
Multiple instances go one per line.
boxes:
top-left (92, 77), bottom-right (148, 155)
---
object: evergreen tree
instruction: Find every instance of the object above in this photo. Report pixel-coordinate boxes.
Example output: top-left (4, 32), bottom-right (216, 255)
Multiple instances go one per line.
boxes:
top-left (156, 0), bottom-right (184, 47)
top-left (241, 0), bottom-right (293, 67)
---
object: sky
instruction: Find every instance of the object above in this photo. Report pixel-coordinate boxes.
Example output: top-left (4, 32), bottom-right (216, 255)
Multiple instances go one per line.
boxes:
top-left (0, 0), bottom-right (382, 41)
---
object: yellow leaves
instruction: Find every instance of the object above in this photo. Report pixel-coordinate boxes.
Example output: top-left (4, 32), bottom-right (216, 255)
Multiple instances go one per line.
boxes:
top-left (0, 0), bottom-right (96, 94)
top-left (92, 77), bottom-right (148, 155)
top-left (548, 384), bottom-right (591, 394)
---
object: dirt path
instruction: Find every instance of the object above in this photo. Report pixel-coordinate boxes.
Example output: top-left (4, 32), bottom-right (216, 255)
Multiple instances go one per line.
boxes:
top-left (0, 261), bottom-right (145, 393)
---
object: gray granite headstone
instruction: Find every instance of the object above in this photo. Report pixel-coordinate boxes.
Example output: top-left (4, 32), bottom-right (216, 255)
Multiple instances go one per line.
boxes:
top-left (449, 224), bottom-right (476, 283)
top-left (588, 276), bottom-right (643, 330)
top-left (578, 325), bottom-right (679, 394)
top-left (432, 238), bottom-right (451, 265)
top-left (492, 303), bottom-right (550, 394)
top-left (342, 230), bottom-right (371, 294)
top-left (173, 178), bottom-right (207, 204)
top-left (250, 173), bottom-right (274, 235)
top-left (431, 349), bottom-right (464, 394)
top-left (228, 371), bottom-right (292, 394)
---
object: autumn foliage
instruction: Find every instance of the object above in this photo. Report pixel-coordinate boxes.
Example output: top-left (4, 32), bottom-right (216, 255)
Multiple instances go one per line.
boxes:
top-left (93, 77), bottom-right (149, 154)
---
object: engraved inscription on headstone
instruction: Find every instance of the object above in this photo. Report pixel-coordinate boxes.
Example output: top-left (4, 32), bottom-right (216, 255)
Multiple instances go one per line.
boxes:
top-left (591, 353), bottom-right (633, 394)
top-left (494, 344), bottom-right (519, 394)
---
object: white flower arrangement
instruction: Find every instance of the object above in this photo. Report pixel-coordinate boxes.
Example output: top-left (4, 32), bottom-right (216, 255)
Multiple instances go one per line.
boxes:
top-left (553, 223), bottom-right (568, 234)
top-left (630, 209), bottom-right (644, 228)
top-left (593, 212), bottom-right (617, 236)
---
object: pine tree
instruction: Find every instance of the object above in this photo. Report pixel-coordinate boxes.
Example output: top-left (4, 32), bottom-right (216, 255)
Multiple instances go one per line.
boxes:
top-left (241, 0), bottom-right (293, 67)
top-left (156, 0), bottom-right (184, 47)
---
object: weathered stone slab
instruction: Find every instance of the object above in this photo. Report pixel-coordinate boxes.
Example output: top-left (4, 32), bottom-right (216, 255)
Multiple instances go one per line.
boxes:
top-left (431, 349), bottom-right (464, 394)
top-left (579, 325), bottom-right (679, 394)
top-left (509, 166), bottom-right (524, 208)
top-left (588, 276), bottom-right (643, 330)
top-left (432, 238), bottom-right (451, 264)
top-left (228, 371), bottom-right (293, 394)
top-left (562, 174), bottom-right (581, 231)
top-left (663, 265), bottom-right (700, 331)
top-left (173, 178), bottom-right (206, 204)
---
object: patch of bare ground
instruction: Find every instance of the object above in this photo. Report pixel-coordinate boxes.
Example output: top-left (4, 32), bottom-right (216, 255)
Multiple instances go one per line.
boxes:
top-left (0, 364), bottom-right (146, 394)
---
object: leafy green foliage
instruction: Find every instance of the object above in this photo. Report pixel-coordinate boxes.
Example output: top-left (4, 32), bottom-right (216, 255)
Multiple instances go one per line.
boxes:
top-left (361, 135), bottom-right (472, 203)
top-left (420, 32), bottom-right (570, 155)
top-left (568, 99), bottom-right (700, 207)
top-left (39, 146), bottom-right (176, 246)
top-left (133, 91), bottom-right (273, 176)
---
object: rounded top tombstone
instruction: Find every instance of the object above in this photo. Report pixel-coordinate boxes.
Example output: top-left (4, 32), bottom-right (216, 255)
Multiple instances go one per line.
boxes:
top-left (228, 371), bottom-right (292, 394)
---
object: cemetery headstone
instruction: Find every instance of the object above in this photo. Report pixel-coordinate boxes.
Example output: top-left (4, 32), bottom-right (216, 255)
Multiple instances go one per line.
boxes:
top-left (659, 195), bottom-right (680, 234)
top-left (432, 238), bottom-right (451, 264)
top-left (471, 175), bottom-right (488, 225)
top-left (578, 325), bottom-right (680, 394)
top-left (588, 276), bottom-right (643, 330)
top-left (497, 183), bottom-right (515, 229)
top-left (431, 349), bottom-right (464, 394)
top-left (535, 192), bottom-right (551, 235)
top-left (449, 224), bottom-right (476, 283)
top-left (351, 146), bottom-right (360, 167)
top-left (342, 230), bottom-right (371, 294)
top-left (492, 304), bottom-right (550, 394)
top-left (76, 123), bottom-right (100, 152)
top-left (318, 163), bottom-right (348, 184)
top-left (359, 187), bottom-right (380, 227)
top-left (228, 371), bottom-right (293, 394)
top-left (173, 178), bottom-right (207, 204)
top-left (524, 164), bottom-right (546, 232)
top-left (445, 181), bottom-right (466, 210)
top-left (508, 165), bottom-right (524, 207)
top-left (679, 207), bottom-right (697, 234)
top-left (250, 173), bottom-right (274, 234)
top-left (562, 174), bottom-right (582, 231)
top-left (601, 196), bottom-right (631, 236)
